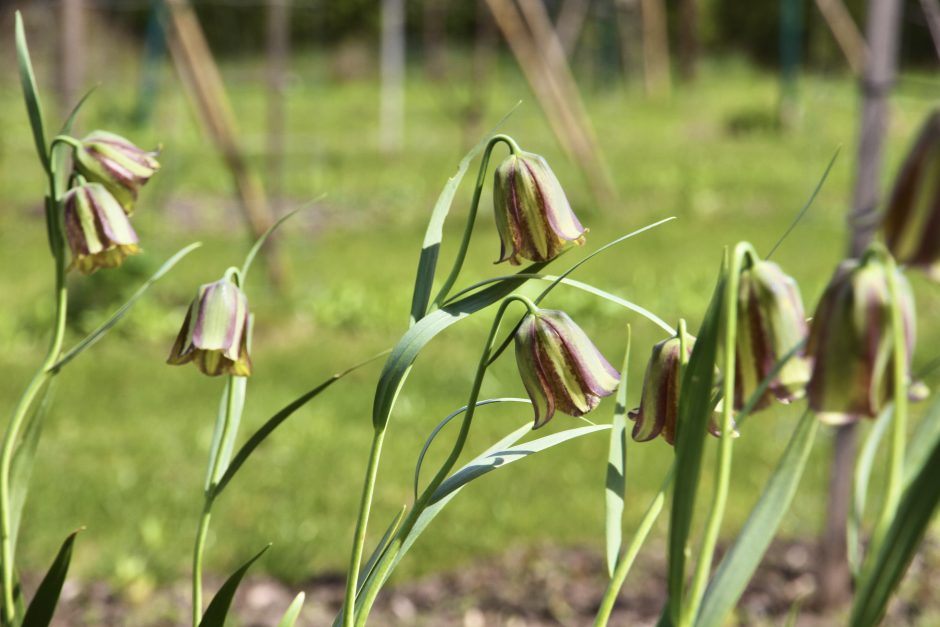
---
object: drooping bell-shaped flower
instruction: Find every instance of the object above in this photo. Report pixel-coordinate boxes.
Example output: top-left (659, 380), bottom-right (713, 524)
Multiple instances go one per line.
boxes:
top-left (493, 151), bottom-right (587, 265)
top-left (733, 258), bottom-right (811, 411)
top-left (883, 109), bottom-right (940, 280)
top-left (629, 331), bottom-right (723, 445)
top-left (514, 309), bottom-right (619, 429)
top-left (63, 182), bottom-right (141, 274)
top-left (806, 249), bottom-right (916, 424)
top-left (167, 277), bottom-right (252, 377)
top-left (74, 130), bottom-right (160, 214)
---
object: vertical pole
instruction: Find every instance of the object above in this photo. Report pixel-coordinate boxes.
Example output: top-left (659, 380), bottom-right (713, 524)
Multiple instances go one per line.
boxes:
top-left (58, 0), bottom-right (86, 116)
top-left (820, 0), bottom-right (903, 609)
top-left (380, 0), bottom-right (406, 153)
top-left (267, 0), bottom-right (290, 207)
top-left (676, 0), bottom-right (698, 81)
top-left (639, 0), bottom-right (671, 97)
top-left (779, 0), bottom-right (803, 128)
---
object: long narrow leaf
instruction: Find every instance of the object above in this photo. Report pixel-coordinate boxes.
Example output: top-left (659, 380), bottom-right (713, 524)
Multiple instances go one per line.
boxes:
top-left (198, 544), bottom-right (270, 627)
top-left (850, 405), bottom-right (893, 574)
top-left (409, 107), bottom-right (518, 324)
top-left (277, 592), bottom-right (305, 627)
top-left (51, 243), bottom-right (202, 372)
top-left (665, 271), bottom-right (725, 622)
top-left (413, 398), bottom-right (530, 500)
top-left (15, 12), bottom-right (48, 168)
top-left (22, 529), bottom-right (80, 627)
top-left (849, 421), bottom-right (940, 626)
top-left (205, 376), bottom-right (247, 491)
top-left (374, 264), bottom-right (547, 430)
top-left (10, 379), bottom-right (54, 553)
top-left (605, 329), bottom-right (631, 576)
top-left (241, 199), bottom-right (322, 280)
top-left (357, 506), bottom-right (406, 592)
top-left (696, 410), bottom-right (819, 627)
top-left (904, 392), bottom-right (940, 486)
top-left (215, 352), bottom-right (387, 496)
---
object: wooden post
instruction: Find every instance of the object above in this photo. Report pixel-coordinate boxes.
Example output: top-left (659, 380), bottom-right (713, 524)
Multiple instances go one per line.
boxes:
top-left (380, 0), bottom-right (406, 153)
top-left (813, 0), bottom-right (868, 75)
top-left (556, 0), bottom-right (591, 57)
top-left (639, 0), bottom-right (671, 97)
top-left (162, 0), bottom-right (284, 286)
top-left (676, 0), bottom-right (698, 80)
top-left (819, 0), bottom-right (902, 609)
top-left (267, 0), bottom-right (290, 207)
top-left (58, 0), bottom-right (86, 117)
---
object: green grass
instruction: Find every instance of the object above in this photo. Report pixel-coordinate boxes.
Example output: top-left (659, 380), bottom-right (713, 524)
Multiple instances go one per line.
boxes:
top-left (1, 47), bottom-right (938, 598)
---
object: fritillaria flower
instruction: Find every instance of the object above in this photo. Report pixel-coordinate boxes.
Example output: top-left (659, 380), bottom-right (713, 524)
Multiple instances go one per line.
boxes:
top-left (733, 258), bottom-right (811, 411)
top-left (883, 109), bottom-right (940, 280)
top-left (514, 309), bottom-right (619, 429)
top-left (74, 130), bottom-right (160, 214)
top-left (167, 277), bottom-right (252, 377)
top-left (806, 250), bottom-right (916, 424)
top-left (62, 182), bottom-right (141, 274)
top-left (493, 151), bottom-right (587, 265)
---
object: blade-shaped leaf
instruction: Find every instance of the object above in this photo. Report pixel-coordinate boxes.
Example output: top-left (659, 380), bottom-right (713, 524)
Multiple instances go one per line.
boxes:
top-left (22, 529), bottom-right (80, 627)
top-left (413, 398), bottom-right (530, 500)
top-left (849, 415), bottom-right (940, 627)
top-left (14, 12), bottom-right (48, 169)
top-left (409, 107), bottom-right (518, 324)
top-left (10, 379), bottom-right (55, 553)
top-left (51, 243), bottom-right (202, 372)
top-left (277, 592), bottom-right (305, 627)
top-left (357, 506), bottom-right (406, 591)
top-left (198, 544), bottom-right (270, 627)
top-left (241, 200), bottom-right (321, 280)
top-left (206, 376), bottom-right (247, 491)
top-left (215, 352), bottom-right (387, 496)
top-left (850, 405), bottom-right (893, 574)
top-left (606, 330), bottom-right (631, 576)
top-left (374, 264), bottom-right (548, 430)
top-left (665, 270), bottom-right (725, 622)
top-left (695, 409), bottom-right (819, 627)
top-left (904, 391), bottom-right (940, 486)
top-left (50, 86), bottom-right (98, 199)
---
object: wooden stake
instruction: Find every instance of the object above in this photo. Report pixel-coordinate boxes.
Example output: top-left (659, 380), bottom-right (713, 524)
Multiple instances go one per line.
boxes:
top-left (639, 0), bottom-right (671, 97)
top-left (813, 0), bottom-right (868, 75)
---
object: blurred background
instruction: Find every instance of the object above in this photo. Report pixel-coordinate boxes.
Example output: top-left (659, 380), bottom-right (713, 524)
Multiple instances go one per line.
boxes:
top-left (0, 0), bottom-right (938, 623)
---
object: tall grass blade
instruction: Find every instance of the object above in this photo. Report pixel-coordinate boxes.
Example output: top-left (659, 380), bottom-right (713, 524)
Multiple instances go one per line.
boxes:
top-left (605, 330), bottom-right (631, 576)
top-left (9, 379), bottom-right (54, 553)
top-left (277, 592), bottom-right (305, 627)
top-left (696, 409), bottom-right (819, 627)
top-left (850, 405), bottom-right (893, 574)
top-left (198, 544), bottom-right (270, 627)
top-left (14, 12), bottom-right (48, 169)
top-left (21, 530), bottom-right (80, 627)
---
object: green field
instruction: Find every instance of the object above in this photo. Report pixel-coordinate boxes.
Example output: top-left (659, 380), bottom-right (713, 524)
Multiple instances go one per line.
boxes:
top-left (0, 50), bottom-right (938, 599)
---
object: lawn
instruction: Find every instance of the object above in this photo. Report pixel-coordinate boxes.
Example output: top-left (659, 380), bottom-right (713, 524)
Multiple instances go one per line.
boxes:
top-left (0, 44), bottom-right (938, 602)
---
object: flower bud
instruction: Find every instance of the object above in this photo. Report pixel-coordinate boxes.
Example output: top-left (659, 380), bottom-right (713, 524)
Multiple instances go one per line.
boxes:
top-left (733, 259), bottom-right (811, 410)
top-left (167, 278), bottom-right (252, 377)
top-left (883, 110), bottom-right (940, 280)
top-left (493, 151), bottom-right (586, 265)
top-left (63, 183), bottom-right (141, 274)
top-left (806, 252), bottom-right (916, 424)
top-left (514, 309), bottom-right (619, 429)
top-left (74, 130), bottom-right (160, 214)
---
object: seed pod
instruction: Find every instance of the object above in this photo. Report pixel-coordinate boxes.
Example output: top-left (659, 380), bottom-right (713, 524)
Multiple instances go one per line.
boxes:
top-left (733, 259), bottom-right (811, 411)
top-left (167, 277), bottom-right (252, 377)
top-left (806, 251), bottom-right (916, 424)
top-left (883, 109), bottom-right (940, 280)
top-left (74, 130), bottom-right (160, 214)
top-left (514, 309), bottom-right (619, 429)
top-left (493, 151), bottom-right (586, 265)
top-left (62, 183), bottom-right (141, 274)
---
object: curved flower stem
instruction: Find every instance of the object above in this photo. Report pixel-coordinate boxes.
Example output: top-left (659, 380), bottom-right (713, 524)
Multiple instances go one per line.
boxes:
top-left (681, 243), bottom-right (748, 627)
top-left (595, 465), bottom-right (675, 627)
top-left (345, 295), bottom-right (534, 627)
top-left (0, 140), bottom-right (70, 622)
top-left (429, 134), bottom-right (521, 311)
top-left (863, 254), bottom-right (909, 571)
top-left (192, 374), bottom-right (240, 626)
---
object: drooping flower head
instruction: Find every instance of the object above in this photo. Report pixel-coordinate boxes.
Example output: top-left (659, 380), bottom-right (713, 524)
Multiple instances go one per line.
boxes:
top-left (629, 327), bottom-right (722, 445)
top-left (806, 247), bottom-right (916, 424)
top-left (494, 151), bottom-right (587, 265)
top-left (74, 130), bottom-right (160, 214)
top-left (732, 256), bottom-right (811, 411)
top-left (883, 109), bottom-right (940, 280)
top-left (167, 273), bottom-right (252, 377)
top-left (514, 308), bottom-right (619, 429)
top-left (62, 182), bottom-right (141, 274)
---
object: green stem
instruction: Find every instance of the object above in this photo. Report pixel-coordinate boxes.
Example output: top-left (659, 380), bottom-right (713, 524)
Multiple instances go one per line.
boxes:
top-left (864, 256), bottom-right (909, 568)
top-left (0, 142), bottom-right (70, 624)
top-left (595, 466), bottom-right (675, 627)
top-left (349, 296), bottom-right (534, 626)
top-left (681, 244), bottom-right (747, 626)
top-left (192, 375), bottom-right (239, 627)
top-left (429, 134), bottom-right (521, 311)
